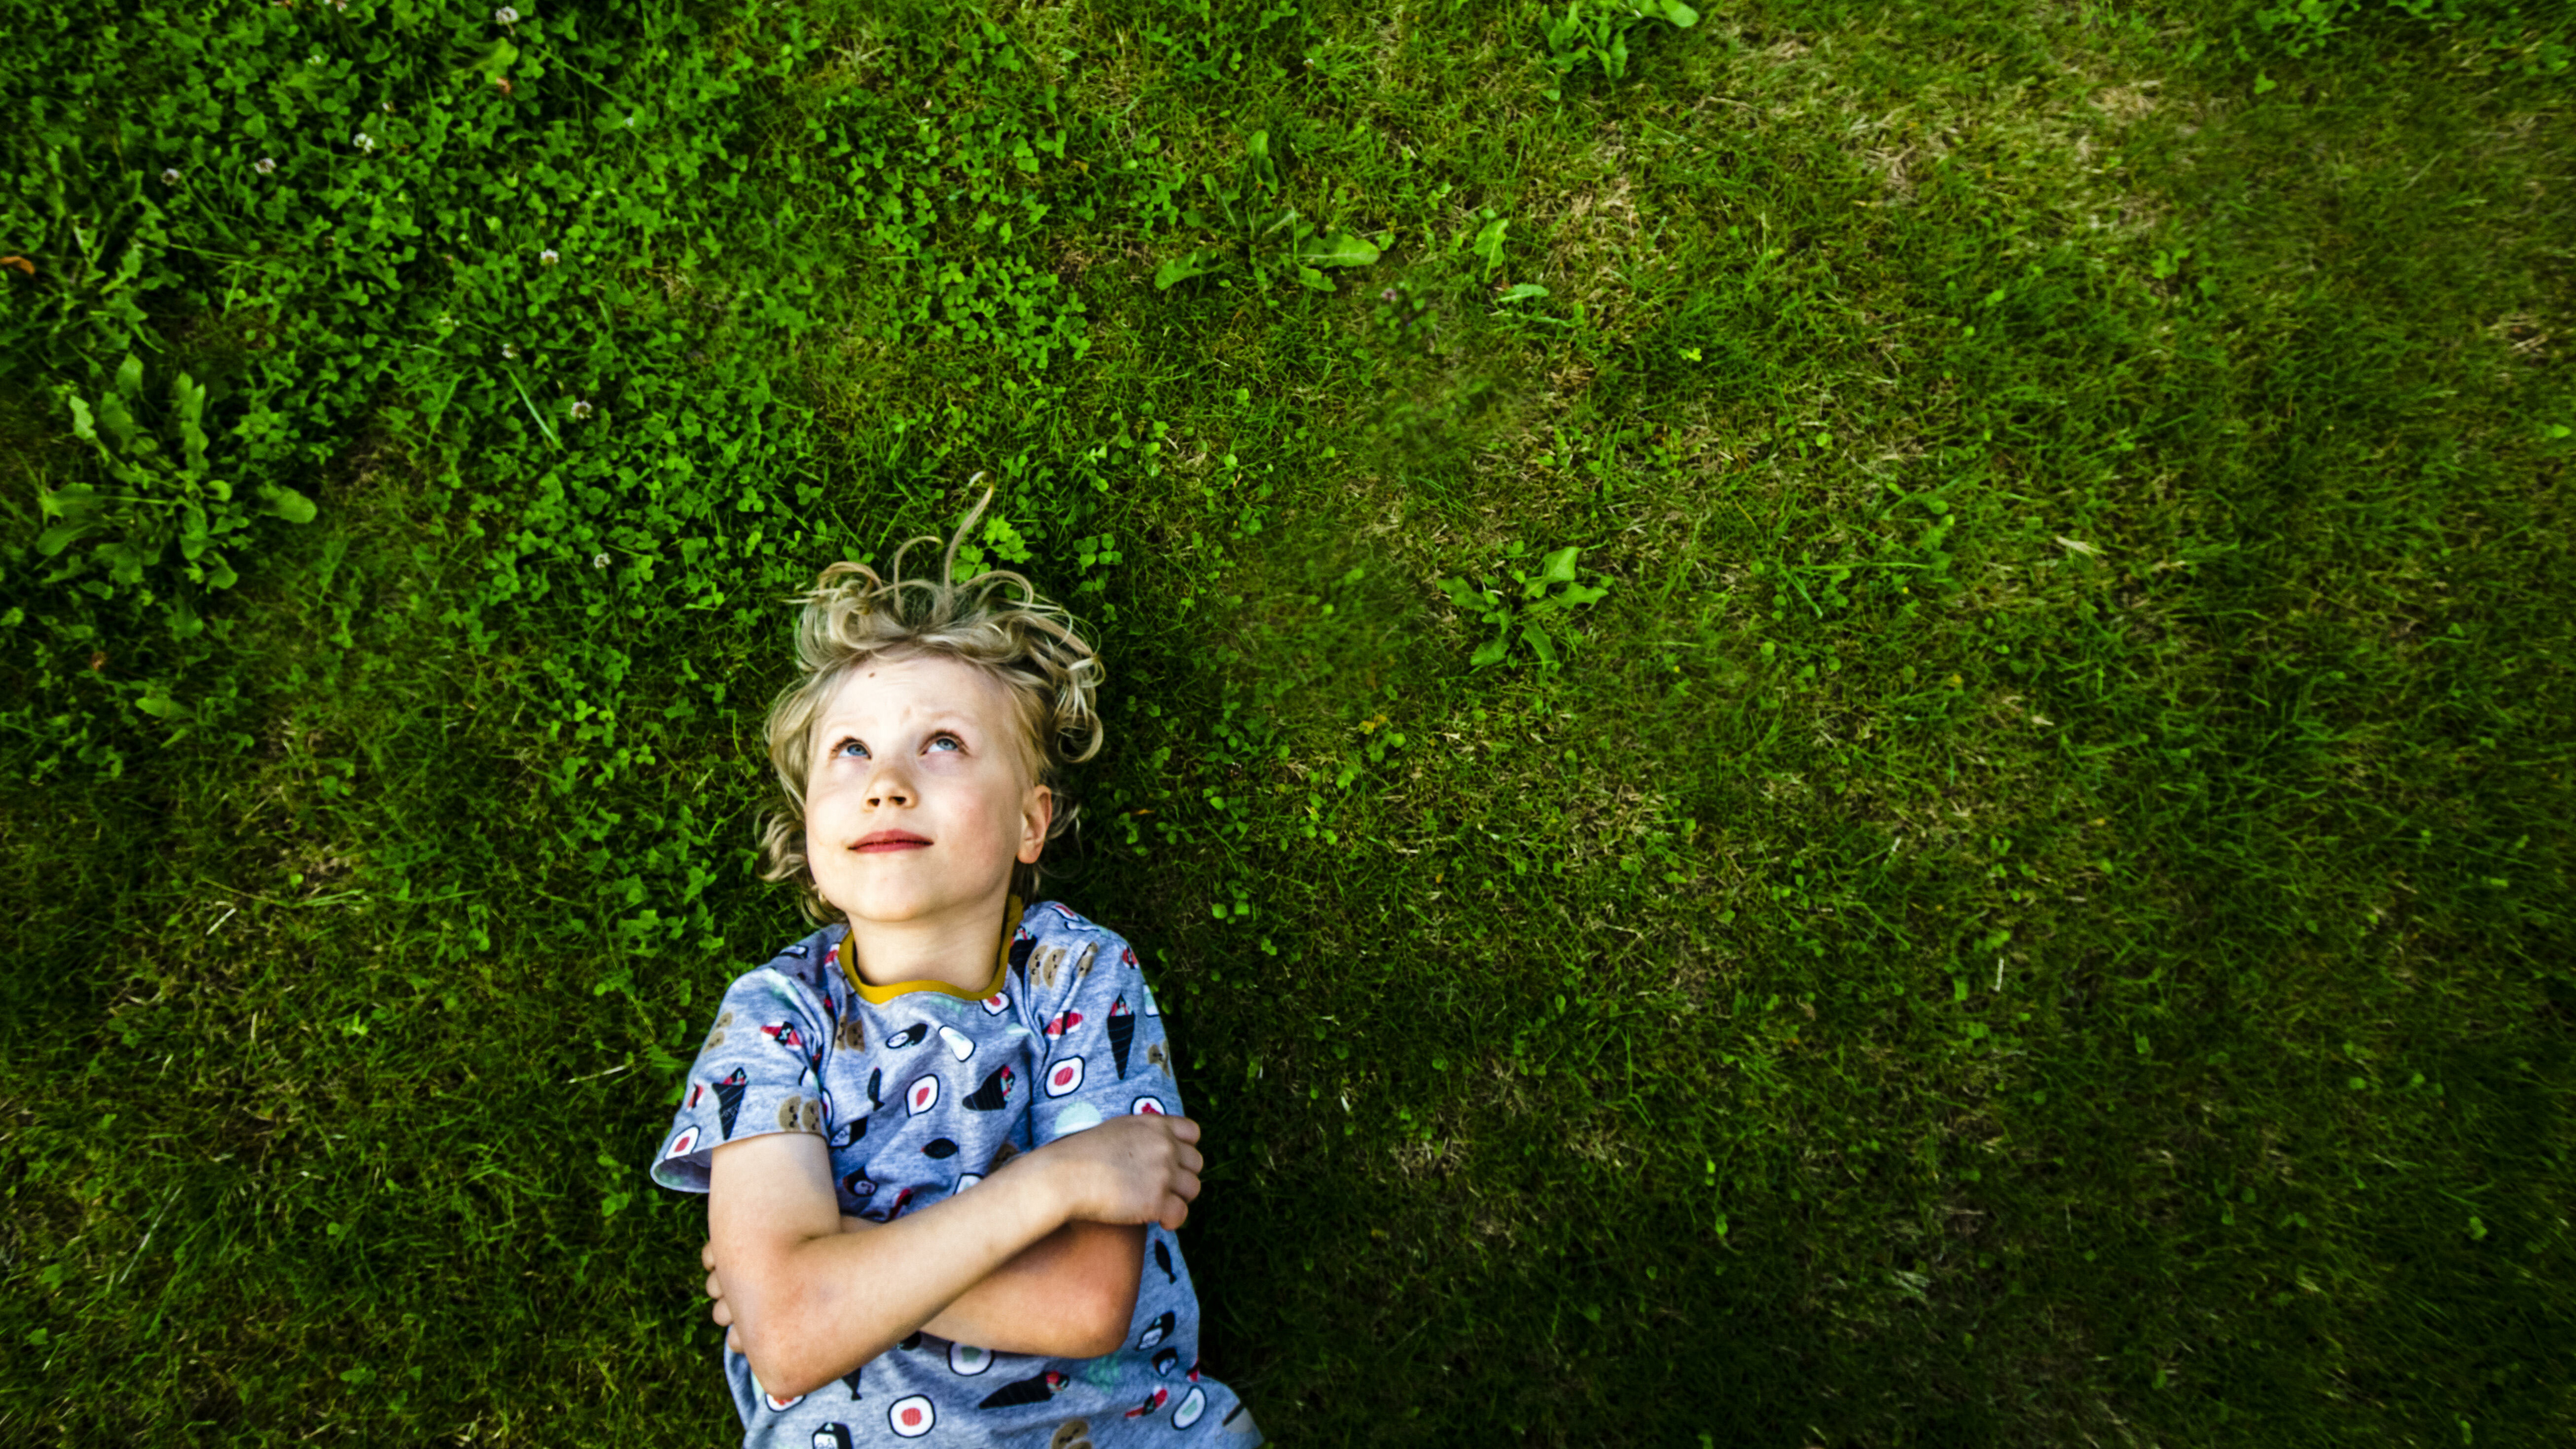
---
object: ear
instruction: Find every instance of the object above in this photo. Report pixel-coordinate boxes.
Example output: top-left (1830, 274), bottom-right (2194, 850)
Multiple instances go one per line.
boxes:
top-left (1016, 783), bottom-right (1054, 865)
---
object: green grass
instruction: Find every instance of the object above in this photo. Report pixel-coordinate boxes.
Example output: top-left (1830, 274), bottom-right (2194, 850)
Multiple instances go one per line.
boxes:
top-left (3, 0), bottom-right (2571, 1443)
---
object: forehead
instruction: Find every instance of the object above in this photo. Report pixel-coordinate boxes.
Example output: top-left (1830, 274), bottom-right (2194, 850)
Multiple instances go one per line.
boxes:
top-left (814, 653), bottom-right (1011, 733)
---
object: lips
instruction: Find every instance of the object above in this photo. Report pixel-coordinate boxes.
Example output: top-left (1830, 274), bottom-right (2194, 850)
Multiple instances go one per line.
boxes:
top-left (856, 832), bottom-right (931, 852)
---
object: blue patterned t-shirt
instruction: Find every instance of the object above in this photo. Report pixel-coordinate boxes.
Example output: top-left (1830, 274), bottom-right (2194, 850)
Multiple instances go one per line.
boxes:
top-left (649, 896), bottom-right (1263, 1448)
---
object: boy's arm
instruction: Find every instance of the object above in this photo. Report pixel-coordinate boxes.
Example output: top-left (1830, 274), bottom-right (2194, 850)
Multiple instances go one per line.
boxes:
top-left (710, 1116), bottom-right (1193, 1400)
top-left (836, 1213), bottom-right (1144, 1356)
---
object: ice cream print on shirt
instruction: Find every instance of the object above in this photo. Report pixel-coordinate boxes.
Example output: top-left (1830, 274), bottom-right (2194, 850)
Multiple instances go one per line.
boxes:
top-left (647, 898), bottom-right (1261, 1448)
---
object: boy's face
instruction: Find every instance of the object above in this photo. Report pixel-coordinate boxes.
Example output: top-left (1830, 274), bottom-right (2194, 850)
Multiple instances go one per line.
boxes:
top-left (804, 652), bottom-right (1051, 928)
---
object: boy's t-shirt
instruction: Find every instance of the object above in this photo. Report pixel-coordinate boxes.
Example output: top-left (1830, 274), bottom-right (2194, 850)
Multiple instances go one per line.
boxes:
top-left (649, 896), bottom-right (1263, 1448)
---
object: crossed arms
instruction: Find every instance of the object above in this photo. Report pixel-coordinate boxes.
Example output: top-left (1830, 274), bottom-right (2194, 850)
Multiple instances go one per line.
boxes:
top-left (702, 1113), bottom-right (1204, 1401)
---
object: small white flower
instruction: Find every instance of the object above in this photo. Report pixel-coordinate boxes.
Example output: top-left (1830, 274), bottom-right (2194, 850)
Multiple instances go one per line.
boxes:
top-left (496, 5), bottom-right (519, 22)
top-left (161, 168), bottom-right (181, 185)
top-left (255, 156), bottom-right (277, 175)
top-left (502, 342), bottom-right (521, 360)
top-left (382, 101), bottom-right (395, 114)
top-left (592, 552), bottom-right (610, 570)
top-left (353, 131), bottom-right (376, 153)
top-left (539, 248), bottom-right (559, 266)
top-left (569, 398), bottom-right (593, 421)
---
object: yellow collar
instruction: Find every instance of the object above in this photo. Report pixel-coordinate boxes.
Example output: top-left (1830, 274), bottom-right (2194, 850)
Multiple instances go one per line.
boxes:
top-left (836, 892), bottom-right (1023, 1004)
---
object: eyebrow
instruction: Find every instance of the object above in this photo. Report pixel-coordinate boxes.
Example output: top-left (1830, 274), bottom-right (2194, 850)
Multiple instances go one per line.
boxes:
top-left (817, 712), bottom-right (978, 743)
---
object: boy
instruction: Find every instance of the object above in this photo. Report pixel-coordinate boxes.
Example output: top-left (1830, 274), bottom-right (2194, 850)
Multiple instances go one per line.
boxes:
top-left (647, 492), bottom-right (1261, 1446)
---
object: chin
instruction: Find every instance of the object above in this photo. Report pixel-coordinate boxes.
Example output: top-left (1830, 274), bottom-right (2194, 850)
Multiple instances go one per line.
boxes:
top-left (832, 879), bottom-right (964, 924)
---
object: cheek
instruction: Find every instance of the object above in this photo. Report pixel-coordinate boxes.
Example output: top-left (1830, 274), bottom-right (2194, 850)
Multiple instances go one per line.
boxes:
top-left (967, 785), bottom-right (1024, 844)
top-left (805, 787), bottom-right (859, 851)
top-left (804, 784), bottom-right (845, 825)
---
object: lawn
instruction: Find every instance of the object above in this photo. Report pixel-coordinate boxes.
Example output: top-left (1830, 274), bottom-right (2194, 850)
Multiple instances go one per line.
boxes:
top-left (3, 0), bottom-right (2571, 1443)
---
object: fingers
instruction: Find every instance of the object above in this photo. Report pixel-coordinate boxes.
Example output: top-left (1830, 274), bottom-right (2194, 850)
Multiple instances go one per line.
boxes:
top-left (712, 1298), bottom-right (733, 1328)
top-left (1160, 1118), bottom-right (1204, 1186)
top-left (700, 1239), bottom-right (715, 1272)
top-left (1159, 1121), bottom-right (1204, 1204)
top-left (704, 1268), bottom-right (722, 1299)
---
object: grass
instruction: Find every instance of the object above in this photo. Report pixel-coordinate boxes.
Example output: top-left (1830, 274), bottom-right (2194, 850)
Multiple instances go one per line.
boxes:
top-left (2, 0), bottom-right (2571, 1443)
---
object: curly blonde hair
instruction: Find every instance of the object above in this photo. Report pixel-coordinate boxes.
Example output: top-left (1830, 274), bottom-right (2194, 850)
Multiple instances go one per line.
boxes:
top-left (755, 484), bottom-right (1106, 926)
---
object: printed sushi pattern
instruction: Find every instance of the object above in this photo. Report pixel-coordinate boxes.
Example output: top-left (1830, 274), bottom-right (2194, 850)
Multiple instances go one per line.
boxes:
top-left (653, 975), bottom-right (832, 1195)
top-left (651, 901), bottom-right (1258, 1447)
top-left (1020, 922), bottom-right (1184, 1159)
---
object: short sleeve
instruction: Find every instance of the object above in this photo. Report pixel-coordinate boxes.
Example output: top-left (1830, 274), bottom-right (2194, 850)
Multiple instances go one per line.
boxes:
top-left (1025, 927), bottom-right (1185, 1148)
top-left (647, 967), bottom-right (833, 1193)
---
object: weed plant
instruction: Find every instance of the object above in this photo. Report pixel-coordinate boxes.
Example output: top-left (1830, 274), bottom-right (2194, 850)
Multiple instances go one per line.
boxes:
top-left (2, 0), bottom-right (2571, 1443)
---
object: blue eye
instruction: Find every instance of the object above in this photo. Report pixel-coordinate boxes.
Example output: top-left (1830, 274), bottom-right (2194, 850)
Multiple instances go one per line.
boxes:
top-left (833, 735), bottom-right (960, 758)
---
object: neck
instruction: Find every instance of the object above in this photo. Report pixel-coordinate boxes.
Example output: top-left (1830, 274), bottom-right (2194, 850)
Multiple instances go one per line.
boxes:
top-left (839, 885), bottom-right (1018, 997)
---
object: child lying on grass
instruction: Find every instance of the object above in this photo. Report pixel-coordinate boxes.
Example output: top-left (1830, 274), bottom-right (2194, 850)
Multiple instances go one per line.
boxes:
top-left (647, 490), bottom-right (1262, 1446)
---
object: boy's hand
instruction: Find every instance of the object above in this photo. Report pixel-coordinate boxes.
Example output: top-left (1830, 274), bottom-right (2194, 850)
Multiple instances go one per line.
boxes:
top-left (1034, 1113), bottom-right (1205, 1232)
top-left (702, 1216), bottom-right (873, 1355)
top-left (701, 1236), bottom-right (742, 1356)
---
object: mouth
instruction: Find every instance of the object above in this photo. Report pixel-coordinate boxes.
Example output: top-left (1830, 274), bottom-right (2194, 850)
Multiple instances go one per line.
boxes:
top-left (855, 833), bottom-right (932, 853)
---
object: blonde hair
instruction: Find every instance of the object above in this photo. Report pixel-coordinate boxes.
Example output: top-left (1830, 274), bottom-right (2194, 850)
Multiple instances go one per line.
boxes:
top-left (755, 484), bottom-right (1106, 925)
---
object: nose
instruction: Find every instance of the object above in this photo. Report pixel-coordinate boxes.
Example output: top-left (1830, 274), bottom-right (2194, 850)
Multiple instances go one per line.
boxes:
top-left (863, 759), bottom-right (913, 808)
